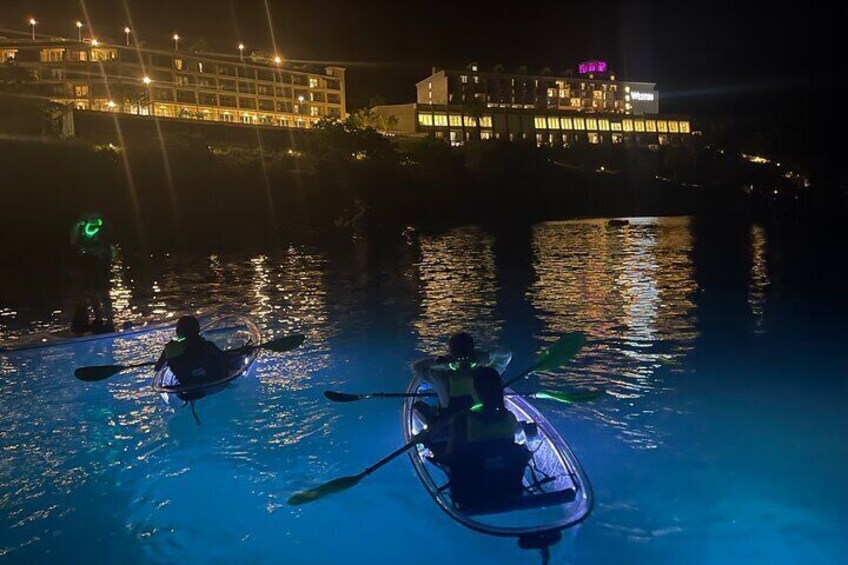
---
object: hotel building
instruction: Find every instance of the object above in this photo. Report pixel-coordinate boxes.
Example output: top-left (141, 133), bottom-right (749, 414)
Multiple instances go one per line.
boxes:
top-left (0, 38), bottom-right (346, 128)
top-left (373, 62), bottom-right (691, 147)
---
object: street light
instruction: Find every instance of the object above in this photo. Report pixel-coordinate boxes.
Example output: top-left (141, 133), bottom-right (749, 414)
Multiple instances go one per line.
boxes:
top-left (76, 21), bottom-right (83, 41)
top-left (142, 76), bottom-right (152, 85)
top-left (274, 55), bottom-right (282, 65)
top-left (238, 43), bottom-right (245, 62)
top-left (173, 34), bottom-right (179, 51)
top-left (124, 27), bottom-right (131, 46)
top-left (29, 18), bottom-right (36, 40)
top-left (91, 39), bottom-right (99, 47)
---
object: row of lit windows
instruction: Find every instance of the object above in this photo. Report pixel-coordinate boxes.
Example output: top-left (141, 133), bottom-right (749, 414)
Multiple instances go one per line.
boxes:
top-left (20, 47), bottom-right (341, 89)
top-left (534, 116), bottom-right (689, 133)
top-left (68, 99), bottom-right (333, 126)
top-left (418, 112), bottom-right (690, 134)
top-left (418, 114), bottom-right (493, 127)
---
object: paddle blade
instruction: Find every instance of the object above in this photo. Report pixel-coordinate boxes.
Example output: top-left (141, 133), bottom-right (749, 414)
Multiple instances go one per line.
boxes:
top-left (534, 390), bottom-right (605, 404)
top-left (323, 391), bottom-right (366, 403)
top-left (533, 333), bottom-right (586, 372)
top-left (287, 474), bottom-right (364, 506)
top-left (263, 334), bottom-right (306, 353)
top-left (74, 365), bottom-right (127, 382)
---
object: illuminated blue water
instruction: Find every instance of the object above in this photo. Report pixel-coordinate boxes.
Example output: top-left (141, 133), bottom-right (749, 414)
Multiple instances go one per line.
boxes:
top-left (1, 217), bottom-right (846, 564)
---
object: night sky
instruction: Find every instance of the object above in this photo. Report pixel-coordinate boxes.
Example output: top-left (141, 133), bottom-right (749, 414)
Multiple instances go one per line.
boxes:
top-left (0, 1), bottom-right (826, 127)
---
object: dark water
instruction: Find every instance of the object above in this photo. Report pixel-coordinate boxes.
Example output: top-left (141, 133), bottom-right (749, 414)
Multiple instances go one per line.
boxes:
top-left (1, 217), bottom-right (846, 564)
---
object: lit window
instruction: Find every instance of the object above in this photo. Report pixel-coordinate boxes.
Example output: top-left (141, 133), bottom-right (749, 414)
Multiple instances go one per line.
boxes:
top-left (534, 117), bottom-right (547, 130)
top-left (481, 131), bottom-right (492, 140)
top-left (560, 117), bottom-right (573, 130)
top-left (309, 78), bottom-right (319, 88)
top-left (599, 119), bottom-right (610, 131)
top-left (449, 114), bottom-right (462, 127)
top-left (479, 116), bottom-right (492, 127)
top-left (547, 88), bottom-right (556, 98)
top-left (174, 59), bottom-right (184, 70)
top-left (586, 118), bottom-right (598, 130)
top-left (74, 85), bottom-right (89, 98)
top-left (588, 132), bottom-right (600, 144)
top-left (461, 75), bottom-right (468, 84)
top-left (570, 98), bottom-right (581, 107)
top-left (198, 62), bottom-right (204, 73)
top-left (679, 121), bottom-right (690, 133)
top-left (634, 120), bottom-right (645, 132)
top-left (658, 134), bottom-right (669, 145)
top-left (593, 90), bottom-right (603, 100)
top-left (645, 120), bottom-right (657, 132)
top-left (624, 85), bottom-right (631, 93)
top-left (418, 113), bottom-right (433, 126)
top-left (612, 133), bottom-right (623, 144)
top-left (434, 114), bottom-right (448, 126)
top-left (463, 116), bottom-right (478, 127)
top-left (611, 122), bottom-right (622, 131)
top-left (547, 116), bottom-right (558, 129)
top-left (657, 121), bottom-right (668, 133)
top-left (622, 119), bottom-right (633, 132)
top-left (310, 106), bottom-right (319, 116)
top-left (559, 89), bottom-right (567, 98)
top-left (668, 121), bottom-right (679, 133)
top-left (573, 118), bottom-right (585, 130)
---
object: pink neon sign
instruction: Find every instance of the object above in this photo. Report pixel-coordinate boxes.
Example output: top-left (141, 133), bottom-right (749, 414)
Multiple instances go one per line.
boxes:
top-left (578, 61), bottom-right (608, 74)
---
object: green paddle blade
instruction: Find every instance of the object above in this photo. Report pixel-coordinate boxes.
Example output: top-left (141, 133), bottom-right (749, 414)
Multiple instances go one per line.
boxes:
top-left (262, 334), bottom-right (305, 353)
top-left (74, 364), bottom-right (128, 382)
top-left (287, 474), bottom-right (364, 506)
top-left (534, 390), bottom-right (605, 404)
top-left (533, 333), bottom-right (586, 372)
top-left (323, 391), bottom-right (365, 403)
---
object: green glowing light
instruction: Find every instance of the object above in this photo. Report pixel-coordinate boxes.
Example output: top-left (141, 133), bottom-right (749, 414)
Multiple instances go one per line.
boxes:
top-left (82, 219), bottom-right (103, 239)
top-left (471, 402), bottom-right (483, 412)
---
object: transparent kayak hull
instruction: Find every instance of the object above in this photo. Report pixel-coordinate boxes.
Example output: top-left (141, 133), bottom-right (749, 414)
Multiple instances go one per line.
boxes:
top-left (402, 376), bottom-right (593, 539)
top-left (152, 316), bottom-right (261, 404)
top-left (1, 319), bottom-right (177, 353)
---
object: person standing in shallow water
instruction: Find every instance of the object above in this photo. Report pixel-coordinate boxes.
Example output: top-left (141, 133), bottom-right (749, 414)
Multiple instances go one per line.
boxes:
top-left (70, 213), bottom-right (115, 334)
top-left (411, 332), bottom-right (512, 428)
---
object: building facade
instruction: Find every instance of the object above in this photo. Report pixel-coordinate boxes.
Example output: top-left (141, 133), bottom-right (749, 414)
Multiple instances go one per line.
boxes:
top-left (0, 39), bottom-right (346, 128)
top-left (374, 63), bottom-right (689, 147)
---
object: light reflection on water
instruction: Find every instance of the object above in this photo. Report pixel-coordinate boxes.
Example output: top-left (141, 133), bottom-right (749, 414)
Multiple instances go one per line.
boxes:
top-left (3, 217), bottom-right (842, 564)
top-left (529, 218), bottom-right (698, 448)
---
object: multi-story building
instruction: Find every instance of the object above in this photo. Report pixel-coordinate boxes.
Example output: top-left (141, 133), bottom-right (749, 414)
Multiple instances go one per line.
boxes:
top-left (0, 38), bottom-right (346, 128)
top-left (374, 62), bottom-right (690, 147)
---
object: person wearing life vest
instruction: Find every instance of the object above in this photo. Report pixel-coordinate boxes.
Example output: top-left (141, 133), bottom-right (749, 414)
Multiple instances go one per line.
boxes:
top-left (70, 213), bottom-right (115, 334)
top-left (411, 332), bottom-right (511, 428)
top-left (444, 366), bottom-right (530, 512)
top-left (154, 316), bottom-right (232, 390)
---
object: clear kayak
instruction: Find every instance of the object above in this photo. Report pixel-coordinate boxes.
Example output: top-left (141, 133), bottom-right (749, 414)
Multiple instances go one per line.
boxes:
top-left (402, 376), bottom-right (593, 558)
top-left (0, 319), bottom-right (178, 353)
top-left (152, 316), bottom-right (261, 406)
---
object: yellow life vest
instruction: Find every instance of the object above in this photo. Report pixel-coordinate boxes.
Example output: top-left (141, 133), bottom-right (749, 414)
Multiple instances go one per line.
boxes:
top-left (465, 410), bottom-right (518, 443)
top-left (447, 360), bottom-right (476, 399)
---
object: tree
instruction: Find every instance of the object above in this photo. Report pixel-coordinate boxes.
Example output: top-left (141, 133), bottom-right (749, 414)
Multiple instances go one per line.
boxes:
top-left (349, 108), bottom-right (398, 132)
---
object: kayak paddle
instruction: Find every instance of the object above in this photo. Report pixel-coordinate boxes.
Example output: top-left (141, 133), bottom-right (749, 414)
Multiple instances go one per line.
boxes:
top-left (287, 332), bottom-right (586, 506)
top-left (73, 334), bottom-right (305, 382)
top-left (323, 388), bottom-right (604, 405)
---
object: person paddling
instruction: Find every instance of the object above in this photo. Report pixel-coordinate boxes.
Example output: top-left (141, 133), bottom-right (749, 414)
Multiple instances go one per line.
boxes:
top-left (411, 332), bottom-right (511, 429)
top-left (154, 316), bottom-right (233, 394)
top-left (442, 366), bottom-right (530, 512)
